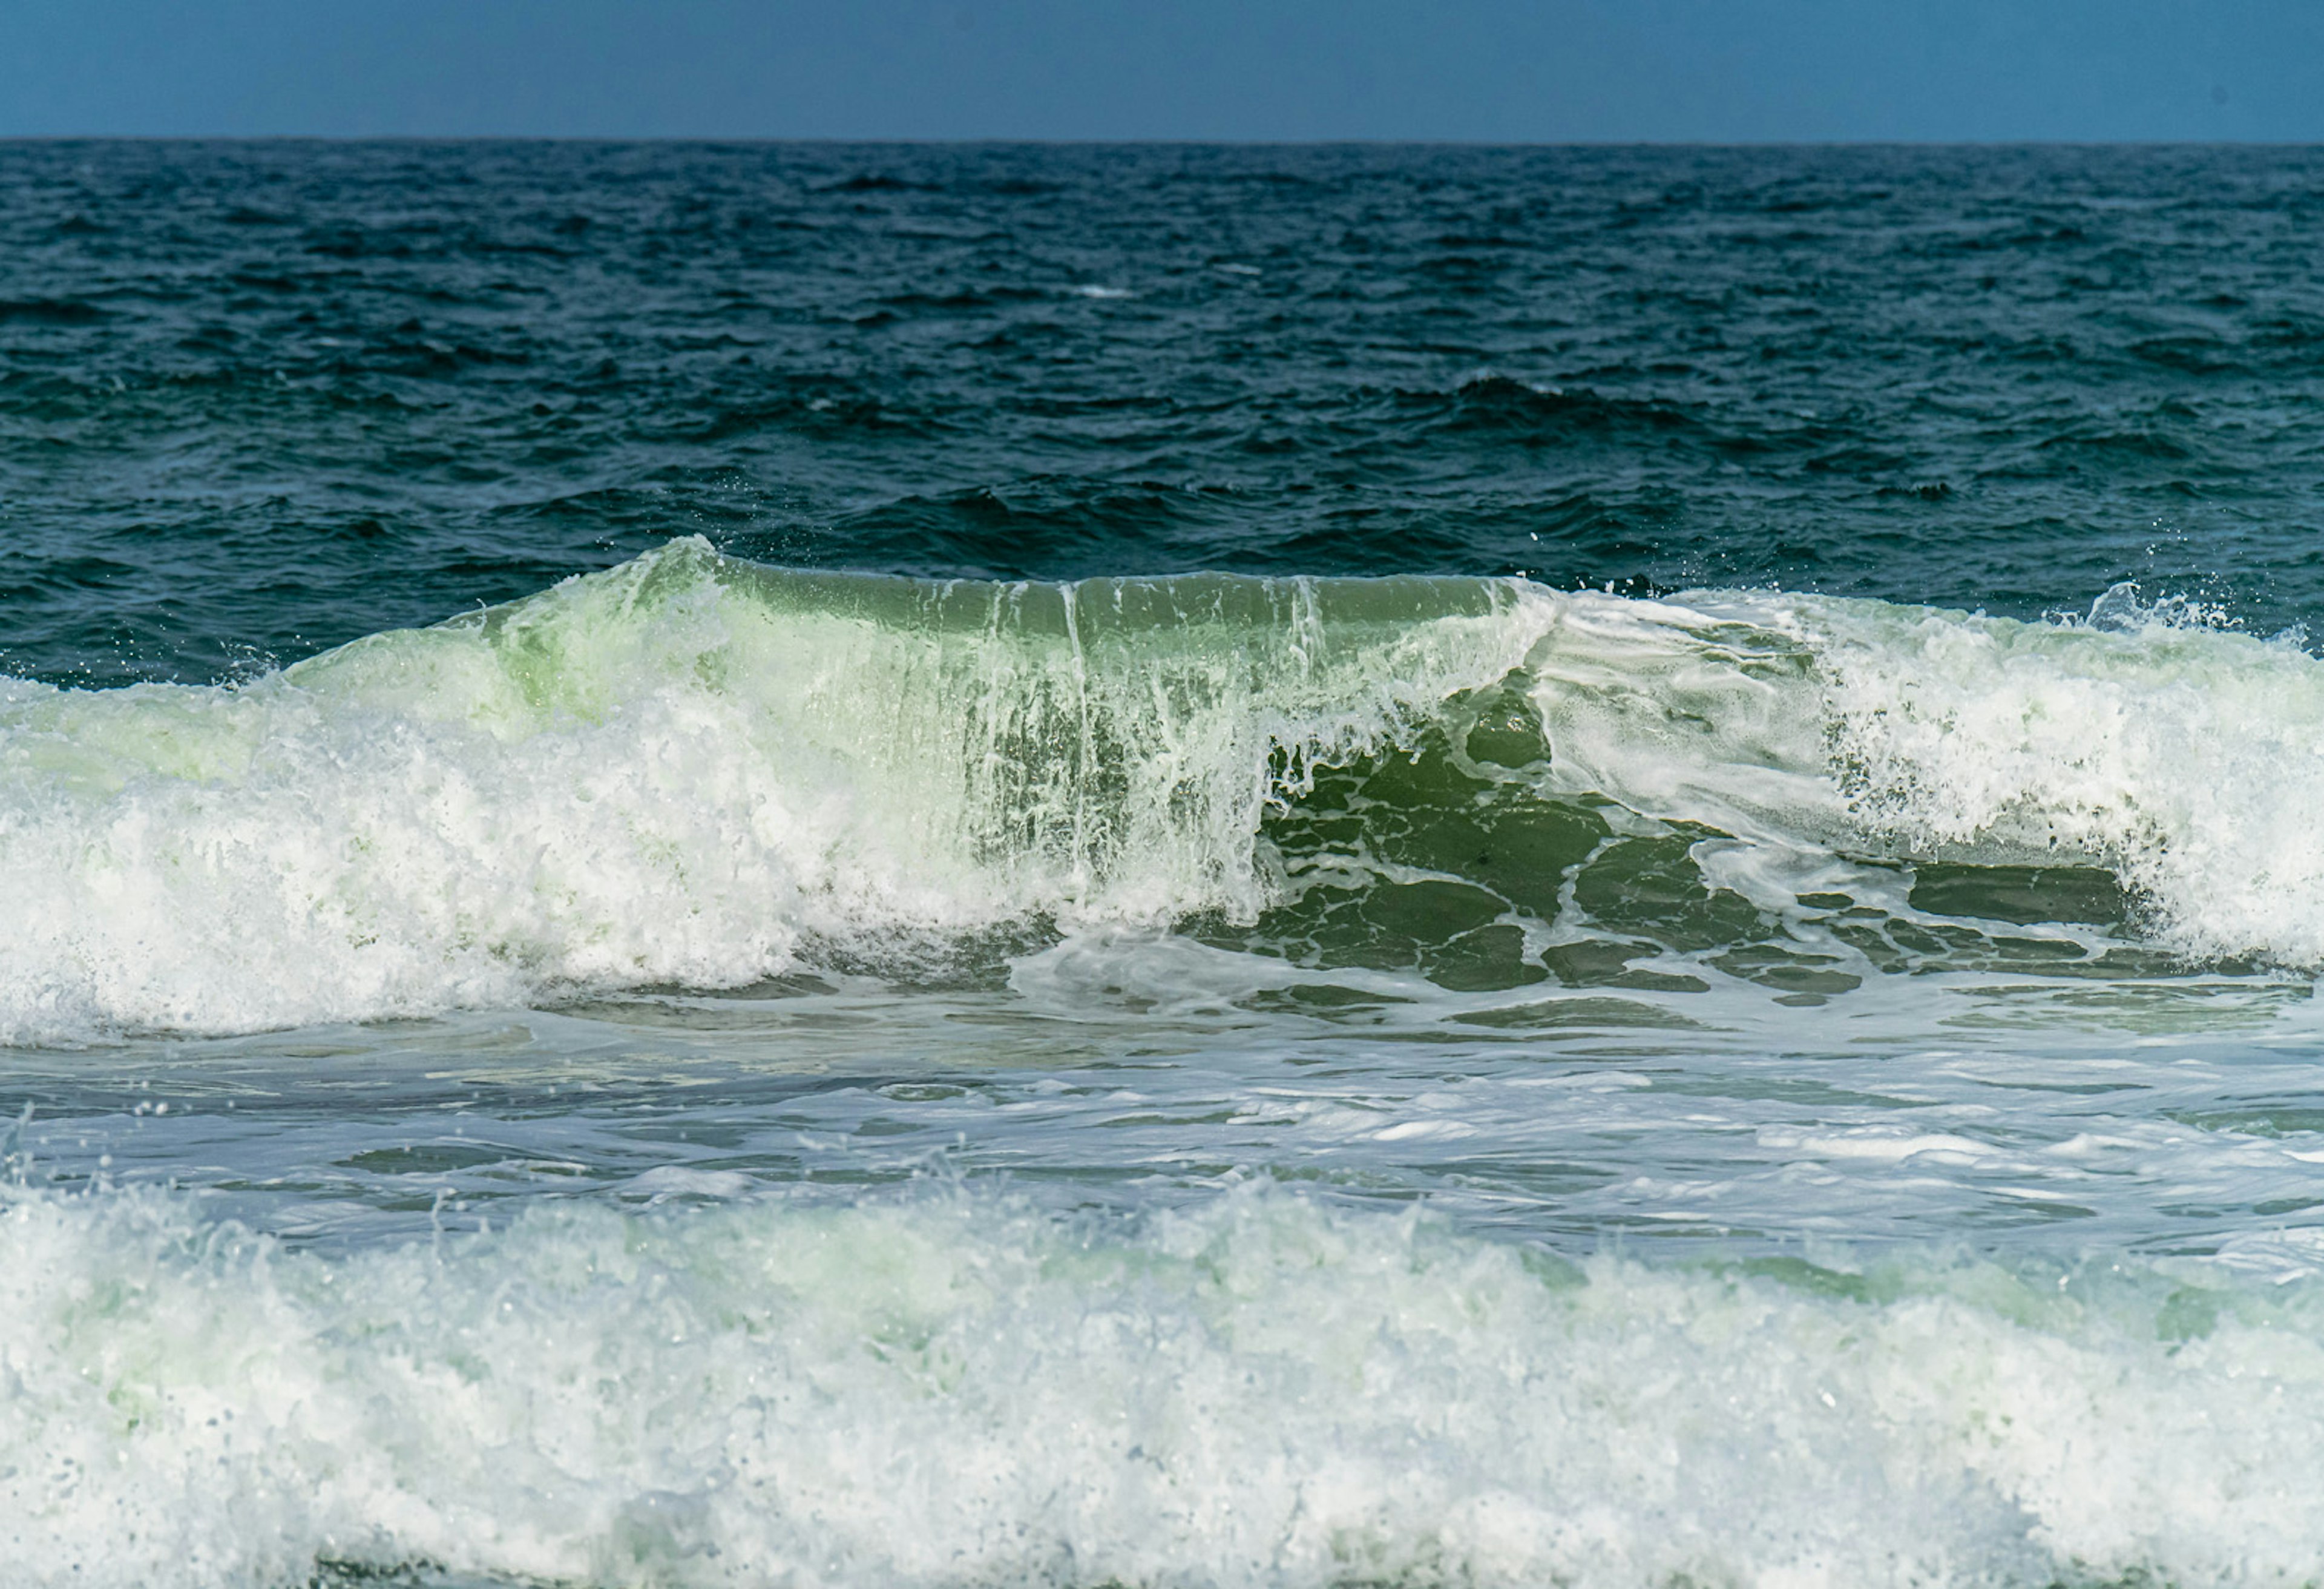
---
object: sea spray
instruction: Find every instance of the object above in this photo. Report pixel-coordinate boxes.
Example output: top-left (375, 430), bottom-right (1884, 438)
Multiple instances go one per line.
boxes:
top-left (9, 542), bottom-right (2324, 1042)
top-left (0, 542), bottom-right (1549, 1041)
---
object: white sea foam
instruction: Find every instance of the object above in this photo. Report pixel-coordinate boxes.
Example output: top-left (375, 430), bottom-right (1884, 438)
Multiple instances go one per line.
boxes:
top-left (5, 1182), bottom-right (2324, 1588)
top-left (7, 541), bottom-right (2324, 1041)
top-left (1803, 594), bottom-right (2324, 960)
top-left (1526, 583), bottom-right (2324, 961)
top-left (0, 543), bottom-right (1550, 1042)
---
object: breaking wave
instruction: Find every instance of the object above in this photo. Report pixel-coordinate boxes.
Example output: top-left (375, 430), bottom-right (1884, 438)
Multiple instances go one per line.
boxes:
top-left (8, 1182), bottom-right (2324, 1588)
top-left (5, 538), bottom-right (2322, 1042)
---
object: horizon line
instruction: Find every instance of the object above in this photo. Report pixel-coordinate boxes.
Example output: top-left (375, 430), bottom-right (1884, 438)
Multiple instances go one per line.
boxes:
top-left (1, 134), bottom-right (2316, 149)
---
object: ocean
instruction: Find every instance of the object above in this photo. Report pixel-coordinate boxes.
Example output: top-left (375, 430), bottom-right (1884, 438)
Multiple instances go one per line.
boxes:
top-left (5, 140), bottom-right (2324, 1588)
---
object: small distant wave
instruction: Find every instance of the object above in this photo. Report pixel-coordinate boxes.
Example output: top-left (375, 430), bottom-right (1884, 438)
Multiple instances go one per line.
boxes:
top-left (5, 539), bottom-right (2324, 1041)
top-left (0, 297), bottom-right (107, 326)
top-left (1433, 375), bottom-right (1709, 442)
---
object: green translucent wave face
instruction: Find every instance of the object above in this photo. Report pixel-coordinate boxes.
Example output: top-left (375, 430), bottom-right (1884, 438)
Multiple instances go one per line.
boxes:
top-left (0, 541), bottom-right (1572, 1038)
top-left (1183, 674), bottom-right (2206, 1014)
top-left (5, 538), bottom-right (2316, 1039)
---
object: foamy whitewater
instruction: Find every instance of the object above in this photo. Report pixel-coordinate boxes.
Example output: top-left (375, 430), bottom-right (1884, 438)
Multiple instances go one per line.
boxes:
top-left (13, 1185), bottom-right (2324, 1589)
top-left (11, 543), bottom-right (2324, 1586)
top-left (13, 141), bottom-right (2324, 1589)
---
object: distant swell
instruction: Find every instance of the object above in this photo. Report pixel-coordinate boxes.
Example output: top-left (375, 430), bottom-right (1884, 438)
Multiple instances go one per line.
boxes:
top-left (4, 538), bottom-right (2322, 1042)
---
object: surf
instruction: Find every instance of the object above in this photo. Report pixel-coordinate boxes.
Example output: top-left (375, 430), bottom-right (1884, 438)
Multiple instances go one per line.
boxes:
top-left (3, 538), bottom-right (2320, 1044)
top-left (7, 1180), bottom-right (2324, 1589)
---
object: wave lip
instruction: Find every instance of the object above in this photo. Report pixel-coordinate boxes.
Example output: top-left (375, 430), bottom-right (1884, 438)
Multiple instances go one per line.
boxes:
top-left (5, 539), bottom-right (2324, 1042)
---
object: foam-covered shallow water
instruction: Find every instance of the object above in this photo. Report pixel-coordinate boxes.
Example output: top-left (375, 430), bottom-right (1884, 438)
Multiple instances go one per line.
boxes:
top-left (10, 142), bottom-right (2324, 1587)
top-left (15, 1183), bottom-right (2324, 1589)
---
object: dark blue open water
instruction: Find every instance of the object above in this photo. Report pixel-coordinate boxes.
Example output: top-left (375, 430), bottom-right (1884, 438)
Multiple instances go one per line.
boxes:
top-left (8, 142), bottom-right (2324, 1588)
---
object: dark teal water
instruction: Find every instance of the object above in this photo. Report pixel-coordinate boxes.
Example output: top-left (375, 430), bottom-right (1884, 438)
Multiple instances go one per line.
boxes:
top-left (10, 144), bottom-right (2324, 1589)
top-left (9, 142), bottom-right (2324, 686)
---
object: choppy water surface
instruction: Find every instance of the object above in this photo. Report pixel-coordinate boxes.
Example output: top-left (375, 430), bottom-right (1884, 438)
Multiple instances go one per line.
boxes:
top-left (9, 143), bottom-right (2324, 1589)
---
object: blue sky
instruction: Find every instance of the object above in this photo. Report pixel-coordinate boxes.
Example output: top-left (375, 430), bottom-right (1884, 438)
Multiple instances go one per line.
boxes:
top-left (4, 0), bottom-right (2319, 141)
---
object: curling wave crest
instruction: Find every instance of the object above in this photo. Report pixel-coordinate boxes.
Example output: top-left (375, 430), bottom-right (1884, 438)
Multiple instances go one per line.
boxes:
top-left (4, 538), bottom-right (2322, 1041)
